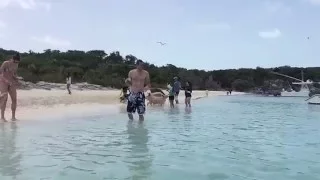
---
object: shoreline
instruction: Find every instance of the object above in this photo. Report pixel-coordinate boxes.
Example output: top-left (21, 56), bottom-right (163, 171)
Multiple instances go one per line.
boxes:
top-left (2, 84), bottom-right (247, 120)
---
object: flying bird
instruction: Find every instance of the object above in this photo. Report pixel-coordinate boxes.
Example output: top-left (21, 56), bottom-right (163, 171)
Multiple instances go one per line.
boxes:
top-left (157, 42), bottom-right (167, 46)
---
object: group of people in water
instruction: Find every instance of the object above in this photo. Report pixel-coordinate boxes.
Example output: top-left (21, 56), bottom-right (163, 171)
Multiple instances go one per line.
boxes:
top-left (0, 54), bottom-right (192, 122)
top-left (120, 60), bottom-right (193, 121)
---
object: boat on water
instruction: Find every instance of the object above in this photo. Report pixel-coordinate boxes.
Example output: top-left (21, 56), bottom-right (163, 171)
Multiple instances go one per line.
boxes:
top-left (280, 80), bottom-right (312, 97)
top-left (306, 94), bottom-right (320, 105)
top-left (271, 71), bottom-right (317, 97)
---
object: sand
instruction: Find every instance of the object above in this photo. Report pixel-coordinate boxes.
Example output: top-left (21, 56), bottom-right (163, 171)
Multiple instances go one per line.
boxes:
top-left (2, 89), bottom-right (245, 121)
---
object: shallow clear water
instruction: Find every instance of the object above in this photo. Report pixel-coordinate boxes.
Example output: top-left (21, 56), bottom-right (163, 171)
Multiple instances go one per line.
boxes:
top-left (1, 96), bottom-right (320, 180)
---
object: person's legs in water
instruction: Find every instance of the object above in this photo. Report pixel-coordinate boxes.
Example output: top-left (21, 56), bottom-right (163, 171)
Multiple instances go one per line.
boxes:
top-left (185, 93), bottom-right (192, 107)
top-left (0, 81), bottom-right (9, 121)
top-left (8, 86), bottom-right (17, 120)
top-left (67, 84), bottom-right (71, 95)
top-left (136, 92), bottom-right (146, 121)
top-left (126, 94), bottom-right (135, 120)
top-left (185, 96), bottom-right (188, 107)
top-left (187, 97), bottom-right (191, 107)
top-left (175, 91), bottom-right (179, 104)
top-left (169, 95), bottom-right (174, 108)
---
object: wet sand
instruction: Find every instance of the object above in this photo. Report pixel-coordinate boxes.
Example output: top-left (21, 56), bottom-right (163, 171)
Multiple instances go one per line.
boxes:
top-left (2, 89), bottom-right (245, 120)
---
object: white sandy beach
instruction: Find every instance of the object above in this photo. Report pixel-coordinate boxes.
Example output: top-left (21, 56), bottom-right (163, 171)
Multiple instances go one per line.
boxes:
top-left (4, 89), bottom-right (245, 121)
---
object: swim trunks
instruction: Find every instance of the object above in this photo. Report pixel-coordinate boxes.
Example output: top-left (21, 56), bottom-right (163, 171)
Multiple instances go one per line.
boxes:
top-left (127, 92), bottom-right (146, 115)
top-left (185, 92), bottom-right (192, 98)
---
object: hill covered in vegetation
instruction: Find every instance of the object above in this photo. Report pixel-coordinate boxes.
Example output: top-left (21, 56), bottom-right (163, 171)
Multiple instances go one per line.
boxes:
top-left (1, 48), bottom-right (320, 92)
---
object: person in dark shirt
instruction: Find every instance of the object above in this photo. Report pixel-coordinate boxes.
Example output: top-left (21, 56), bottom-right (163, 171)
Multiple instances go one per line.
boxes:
top-left (184, 81), bottom-right (192, 107)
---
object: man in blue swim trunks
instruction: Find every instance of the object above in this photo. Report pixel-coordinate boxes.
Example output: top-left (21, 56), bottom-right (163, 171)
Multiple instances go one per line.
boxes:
top-left (125, 60), bottom-right (151, 121)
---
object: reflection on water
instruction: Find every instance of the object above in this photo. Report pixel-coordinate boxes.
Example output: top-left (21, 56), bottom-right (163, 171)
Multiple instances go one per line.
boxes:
top-left (184, 107), bottom-right (192, 120)
top-left (0, 122), bottom-right (22, 179)
top-left (126, 121), bottom-right (152, 180)
top-left (167, 107), bottom-right (180, 120)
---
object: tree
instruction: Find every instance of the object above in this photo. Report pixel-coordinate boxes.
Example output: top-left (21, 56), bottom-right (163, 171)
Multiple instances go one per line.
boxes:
top-left (0, 48), bottom-right (319, 91)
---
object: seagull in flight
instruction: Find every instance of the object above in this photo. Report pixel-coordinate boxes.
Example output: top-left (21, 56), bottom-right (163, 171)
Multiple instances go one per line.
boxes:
top-left (157, 42), bottom-right (167, 46)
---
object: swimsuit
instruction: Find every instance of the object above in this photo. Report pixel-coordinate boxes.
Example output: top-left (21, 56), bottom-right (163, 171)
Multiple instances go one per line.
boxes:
top-left (168, 87), bottom-right (175, 101)
top-left (127, 91), bottom-right (146, 115)
top-left (185, 87), bottom-right (192, 98)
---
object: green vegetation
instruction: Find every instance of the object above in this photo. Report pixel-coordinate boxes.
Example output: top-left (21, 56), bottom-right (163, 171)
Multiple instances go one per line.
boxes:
top-left (1, 48), bottom-right (320, 91)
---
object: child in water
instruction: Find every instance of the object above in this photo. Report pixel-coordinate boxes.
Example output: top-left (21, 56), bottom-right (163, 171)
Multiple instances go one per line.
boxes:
top-left (167, 83), bottom-right (175, 108)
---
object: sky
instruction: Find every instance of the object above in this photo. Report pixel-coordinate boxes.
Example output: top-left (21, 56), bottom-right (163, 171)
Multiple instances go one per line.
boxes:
top-left (0, 0), bottom-right (320, 70)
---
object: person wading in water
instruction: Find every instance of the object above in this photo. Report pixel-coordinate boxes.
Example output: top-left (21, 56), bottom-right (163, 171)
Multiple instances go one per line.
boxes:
top-left (125, 60), bottom-right (151, 121)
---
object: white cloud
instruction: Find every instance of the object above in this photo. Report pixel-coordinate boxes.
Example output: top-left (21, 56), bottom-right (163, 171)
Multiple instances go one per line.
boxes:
top-left (0, 0), bottom-right (51, 11)
top-left (196, 22), bottom-right (231, 32)
top-left (31, 36), bottom-right (71, 47)
top-left (259, 28), bottom-right (282, 39)
top-left (264, 1), bottom-right (291, 15)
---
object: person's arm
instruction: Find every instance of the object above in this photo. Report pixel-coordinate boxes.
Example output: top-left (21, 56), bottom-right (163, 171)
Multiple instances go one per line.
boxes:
top-left (144, 71), bottom-right (151, 91)
top-left (0, 61), bottom-right (7, 74)
top-left (0, 62), bottom-right (10, 84)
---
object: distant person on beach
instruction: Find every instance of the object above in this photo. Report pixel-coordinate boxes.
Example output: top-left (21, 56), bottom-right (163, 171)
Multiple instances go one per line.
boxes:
top-left (173, 77), bottom-right (181, 104)
top-left (167, 83), bottom-right (175, 108)
top-left (125, 60), bottom-right (151, 121)
top-left (0, 53), bottom-right (21, 121)
top-left (206, 90), bottom-right (209, 97)
top-left (66, 73), bottom-right (72, 95)
top-left (185, 81), bottom-right (192, 107)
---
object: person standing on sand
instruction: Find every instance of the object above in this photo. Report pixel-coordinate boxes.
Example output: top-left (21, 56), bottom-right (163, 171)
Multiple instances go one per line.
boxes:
top-left (173, 77), bottom-right (181, 104)
top-left (0, 53), bottom-right (21, 121)
top-left (125, 60), bottom-right (151, 121)
top-left (66, 73), bottom-right (72, 95)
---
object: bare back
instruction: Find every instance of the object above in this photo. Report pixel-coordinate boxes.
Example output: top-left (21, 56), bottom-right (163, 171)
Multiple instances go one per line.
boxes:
top-left (129, 69), bottom-right (150, 93)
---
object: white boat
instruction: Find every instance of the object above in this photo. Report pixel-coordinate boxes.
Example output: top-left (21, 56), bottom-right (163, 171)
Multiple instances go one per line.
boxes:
top-left (280, 80), bottom-right (312, 97)
top-left (271, 71), bottom-right (315, 97)
top-left (306, 94), bottom-right (320, 105)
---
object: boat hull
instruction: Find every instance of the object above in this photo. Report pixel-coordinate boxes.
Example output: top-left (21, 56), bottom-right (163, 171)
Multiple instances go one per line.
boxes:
top-left (281, 90), bottom-right (310, 97)
top-left (307, 94), bottom-right (320, 105)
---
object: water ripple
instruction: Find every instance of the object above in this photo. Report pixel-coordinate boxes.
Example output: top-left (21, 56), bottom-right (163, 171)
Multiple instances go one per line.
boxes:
top-left (1, 96), bottom-right (320, 179)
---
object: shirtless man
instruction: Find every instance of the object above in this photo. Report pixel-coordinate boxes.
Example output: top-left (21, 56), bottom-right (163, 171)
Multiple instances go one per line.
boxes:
top-left (125, 60), bottom-right (151, 121)
top-left (0, 53), bottom-right (21, 121)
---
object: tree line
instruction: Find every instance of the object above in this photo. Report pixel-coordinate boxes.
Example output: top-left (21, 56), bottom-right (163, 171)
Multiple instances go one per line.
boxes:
top-left (0, 48), bottom-right (320, 92)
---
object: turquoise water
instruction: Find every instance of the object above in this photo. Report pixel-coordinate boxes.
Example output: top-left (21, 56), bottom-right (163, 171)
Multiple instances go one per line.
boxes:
top-left (1, 96), bottom-right (320, 180)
